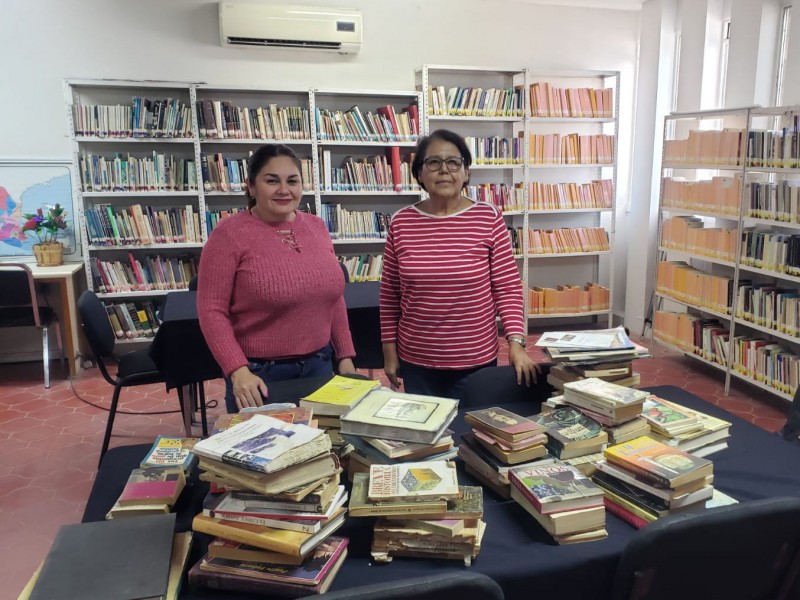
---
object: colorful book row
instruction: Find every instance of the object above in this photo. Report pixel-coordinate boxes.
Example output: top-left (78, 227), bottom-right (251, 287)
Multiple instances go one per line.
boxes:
top-left (736, 282), bottom-right (800, 336)
top-left (197, 100), bottom-right (310, 140)
top-left (656, 261), bottom-right (732, 314)
top-left (339, 254), bottom-right (383, 282)
top-left (529, 133), bottom-right (614, 164)
top-left (90, 254), bottom-right (198, 294)
top-left (526, 227), bottom-right (610, 254)
top-left (85, 204), bottom-right (201, 246)
top-left (746, 122), bottom-right (800, 168)
top-left (465, 184), bottom-right (525, 212)
top-left (315, 105), bottom-right (419, 142)
top-left (663, 129), bottom-right (744, 166)
top-left (528, 283), bottom-right (610, 315)
top-left (661, 176), bottom-right (741, 216)
top-left (319, 149), bottom-right (417, 192)
top-left (528, 179), bottom-right (613, 210)
top-left (71, 98), bottom-right (193, 138)
top-left (78, 153), bottom-right (197, 192)
top-left (741, 230), bottom-right (800, 276)
top-left (200, 153), bottom-right (313, 192)
top-left (206, 207), bottom-right (247, 234)
top-left (465, 136), bottom-right (524, 165)
top-left (529, 83), bottom-right (613, 118)
top-left (746, 179), bottom-right (800, 222)
top-left (660, 217), bottom-right (737, 262)
top-left (319, 204), bottom-right (391, 240)
top-left (653, 311), bottom-right (729, 364)
top-left (427, 85), bottom-right (525, 117)
top-left (104, 300), bottom-right (161, 340)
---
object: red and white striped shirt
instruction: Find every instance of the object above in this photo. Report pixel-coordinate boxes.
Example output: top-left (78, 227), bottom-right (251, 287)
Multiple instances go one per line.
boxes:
top-left (379, 201), bottom-right (525, 369)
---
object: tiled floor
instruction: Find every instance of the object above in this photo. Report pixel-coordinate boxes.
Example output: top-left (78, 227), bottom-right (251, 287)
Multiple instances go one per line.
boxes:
top-left (1, 336), bottom-right (790, 598)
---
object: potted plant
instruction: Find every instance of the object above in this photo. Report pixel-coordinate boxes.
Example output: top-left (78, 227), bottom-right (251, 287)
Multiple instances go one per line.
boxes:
top-left (22, 204), bottom-right (69, 266)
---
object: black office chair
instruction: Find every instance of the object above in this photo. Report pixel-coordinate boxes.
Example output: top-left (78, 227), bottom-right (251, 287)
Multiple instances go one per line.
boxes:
top-left (0, 262), bottom-right (64, 387)
top-left (610, 496), bottom-right (800, 600)
top-left (77, 290), bottom-right (168, 466)
top-left (297, 572), bottom-right (504, 600)
top-left (462, 365), bottom-right (554, 409)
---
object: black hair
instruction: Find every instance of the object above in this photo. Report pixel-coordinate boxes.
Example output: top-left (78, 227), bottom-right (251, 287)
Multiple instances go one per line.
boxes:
top-left (246, 144), bottom-right (303, 208)
top-left (411, 129), bottom-right (472, 191)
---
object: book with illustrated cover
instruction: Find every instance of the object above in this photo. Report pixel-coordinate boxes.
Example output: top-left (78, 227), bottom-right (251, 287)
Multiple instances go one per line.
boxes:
top-left (299, 376), bottom-right (381, 416)
top-left (564, 378), bottom-right (648, 407)
top-left (117, 467), bottom-right (186, 507)
top-left (509, 463), bottom-right (604, 514)
top-left (228, 476), bottom-right (341, 513)
top-left (641, 395), bottom-right (700, 435)
top-left (472, 429), bottom-right (548, 464)
top-left (464, 407), bottom-right (547, 443)
top-left (367, 461), bottom-right (460, 502)
top-left (365, 434), bottom-right (454, 460)
top-left (384, 485), bottom-right (484, 522)
top-left (193, 415), bottom-right (331, 474)
top-left (212, 405), bottom-right (314, 435)
top-left (140, 435), bottom-right (199, 471)
top-left (535, 406), bottom-right (608, 459)
top-left (348, 472), bottom-right (448, 517)
top-left (339, 390), bottom-right (458, 444)
top-left (535, 327), bottom-right (634, 350)
top-left (603, 436), bottom-right (713, 489)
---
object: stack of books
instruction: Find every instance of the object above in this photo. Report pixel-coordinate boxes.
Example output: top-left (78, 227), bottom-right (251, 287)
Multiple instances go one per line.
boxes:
top-left (536, 327), bottom-right (649, 391)
top-left (641, 395), bottom-right (731, 457)
top-left (349, 462), bottom-right (486, 565)
top-left (542, 394), bottom-right (650, 447)
top-left (459, 407), bottom-right (552, 498)
top-left (593, 436), bottom-right (715, 529)
top-left (509, 462), bottom-right (607, 544)
top-left (343, 430), bottom-right (457, 481)
top-left (299, 375), bottom-right (381, 458)
top-left (106, 465), bottom-right (187, 520)
top-left (534, 403), bottom-right (609, 461)
top-left (562, 378), bottom-right (648, 427)
top-left (188, 415), bottom-right (348, 596)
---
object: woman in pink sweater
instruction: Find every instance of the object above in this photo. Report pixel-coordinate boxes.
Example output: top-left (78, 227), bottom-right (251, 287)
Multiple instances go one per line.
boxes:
top-left (198, 145), bottom-right (356, 413)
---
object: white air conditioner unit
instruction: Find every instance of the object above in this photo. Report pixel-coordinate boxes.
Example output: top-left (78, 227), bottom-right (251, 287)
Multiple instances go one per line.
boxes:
top-left (219, 2), bottom-right (362, 54)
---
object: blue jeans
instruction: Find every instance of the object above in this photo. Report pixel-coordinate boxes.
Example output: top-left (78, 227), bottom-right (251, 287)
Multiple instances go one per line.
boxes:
top-left (400, 359), bottom-right (497, 401)
top-left (224, 344), bottom-right (333, 413)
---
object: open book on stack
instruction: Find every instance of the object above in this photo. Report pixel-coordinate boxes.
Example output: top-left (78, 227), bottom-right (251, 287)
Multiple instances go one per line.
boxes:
top-left (189, 414), bottom-right (348, 596)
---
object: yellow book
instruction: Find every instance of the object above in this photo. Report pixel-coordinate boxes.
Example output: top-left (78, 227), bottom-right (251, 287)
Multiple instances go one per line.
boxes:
top-left (299, 375), bottom-right (381, 416)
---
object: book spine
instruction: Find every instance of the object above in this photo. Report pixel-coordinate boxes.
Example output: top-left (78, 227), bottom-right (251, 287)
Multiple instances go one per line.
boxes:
top-left (191, 515), bottom-right (300, 556)
top-left (207, 511), bottom-right (320, 533)
top-left (604, 455), bottom-right (671, 488)
top-left (603, 497), bottom-right (648, 529)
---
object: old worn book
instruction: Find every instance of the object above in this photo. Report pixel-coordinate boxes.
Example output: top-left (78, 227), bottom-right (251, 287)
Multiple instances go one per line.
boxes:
top-left (207, 539), bottom-right (304, 566)
top-left (166, 532), bottom-right (193, 600)
top-left (204, 486), bottom-right (346, 521)
top-left (459, 432), bottom-right (557, 485)
top-left (265, 475), bottom-right (340, 504)
top-left (595, 460), bottom-right (713, 501)
top-left (464, 407), bottom-right (547, 443)
top-left (367, 461), bottom-right (459, 502)
top-left (212, 405), bottom-right (314, 434)
top-left (30, 513), bottom-right (175, 600)
top-left (199, 453), bottom-right (340, 495)
top-left (193, 415), bottom-right (331, 475)
top-left (386, 518), bottom-right (465, 537)
top-left (227, 476), bottom-right (341, 513)
top-left (348, 472), bottom-right (448, 517)
top-left (472, 428), bottom-right (548, 464)
top-left (191, 511), bottom-right (347, 558)
top-left (535, 407), bottom-right (609, 459)
top-left (365, 434), bottom-right (454, 460)
top-left (117, 467), bottom-right (186, 507)
top-left (648, 408), bottom-right (731, 453)
top-left (592, 470), bottom-right (713, 515)
top-left (511, 486), bottom-right (605, 537)
top-left (605, 416), bottom-right (651, 445)
top-left (106, 500), bottom-right (171, 520)
top-left (204, 502), bottom-right (347, 535)
top-left (603, 436), bottom-right (714, 489)
top-left (371, 520), bottom-right (486, 561)
top-left (563, 378), bottom-right (647, 421)
top-left (188, 540), bottom-right (347, 597)
top-left (641, 395), bottom-right (701, 436)
top-left (509, 463), bottom-right (605, 514)
top-left (299, 375), bottom-right (381, 416)
top-left (339, 389), bottom-right (458, 444)
top-left (383, 485), bottom-right (484, 522)
top-left (140, 436), bottom-right (199, 471)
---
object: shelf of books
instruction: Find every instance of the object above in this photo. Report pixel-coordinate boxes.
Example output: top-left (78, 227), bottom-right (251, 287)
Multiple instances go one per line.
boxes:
top-left (652, 105), bottom-right (800, 402)
top-left (415, 66), bottom-right (619, 327)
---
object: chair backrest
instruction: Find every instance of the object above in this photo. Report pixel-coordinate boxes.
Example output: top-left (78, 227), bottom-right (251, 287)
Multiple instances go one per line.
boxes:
top-left (462, 365), bottom-right (552, 409)
top-left (297, 571), bottom-right (504, 600)
top-left (0, 263), bottom-right (41, 326)
top-left (347, 305), bottom-right (383, 370)
top-left (610, 496), bottom-right (800, 600)
top-left (77, 290), bottom-right (116, 359)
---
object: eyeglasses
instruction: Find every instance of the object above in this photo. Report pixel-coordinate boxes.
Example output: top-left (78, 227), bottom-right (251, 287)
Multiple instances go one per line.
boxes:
top-left (423, 157), bottom-right (464, 172)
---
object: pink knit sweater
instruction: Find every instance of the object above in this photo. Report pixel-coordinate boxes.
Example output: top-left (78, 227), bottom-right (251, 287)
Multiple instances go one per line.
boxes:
top-left (198, 210), bottom-right (356, 377)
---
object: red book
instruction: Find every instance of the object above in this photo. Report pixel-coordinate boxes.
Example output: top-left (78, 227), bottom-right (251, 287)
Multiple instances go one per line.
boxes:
top-left (117, 467), bottom-right (186, 507)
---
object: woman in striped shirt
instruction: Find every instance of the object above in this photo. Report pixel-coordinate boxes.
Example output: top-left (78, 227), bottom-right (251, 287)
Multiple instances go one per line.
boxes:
top-left (380, 129), bottom-right (537, 400)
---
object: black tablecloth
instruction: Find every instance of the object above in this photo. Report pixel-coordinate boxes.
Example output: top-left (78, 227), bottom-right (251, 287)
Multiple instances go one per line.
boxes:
top-left (81, 385), bottom-right (800, 600)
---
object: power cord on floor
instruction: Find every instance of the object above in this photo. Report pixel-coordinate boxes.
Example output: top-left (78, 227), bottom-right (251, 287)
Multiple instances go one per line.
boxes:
top-left (68, 363), bottom-right (218, 415)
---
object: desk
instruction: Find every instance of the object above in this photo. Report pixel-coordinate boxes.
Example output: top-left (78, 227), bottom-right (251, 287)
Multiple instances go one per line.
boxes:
top-left (81, 384), bottom-right (800, 600)
top-left (0, 261), bottom-right (85, 376)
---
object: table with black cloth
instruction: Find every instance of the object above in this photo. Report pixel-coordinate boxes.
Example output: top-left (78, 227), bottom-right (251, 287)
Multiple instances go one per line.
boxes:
top-left (82, 384), bottom-right (800, 600)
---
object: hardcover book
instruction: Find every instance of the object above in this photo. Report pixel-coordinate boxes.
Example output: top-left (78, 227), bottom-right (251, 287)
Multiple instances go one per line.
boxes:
top-left (117, 467), bottom-right (186, 507)
top-left (509, 463), bottom-right (605, 514)
top-left (140, 435), bottom-right (199, 471)
top-left (299, 376), bottom-right (381, 416)
top-left (339, 390), bottom-right (458, 444)
top-left (193, 415), bottom-right (331, 474)
top-left (464, 407), bottom-right (547, 442)
top-left (603, 436), bottom-right (714, 489)
top-left (367, 461), bottom-right (460, 502)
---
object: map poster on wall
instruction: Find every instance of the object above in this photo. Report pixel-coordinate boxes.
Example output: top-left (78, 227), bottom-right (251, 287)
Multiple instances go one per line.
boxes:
top-left (0, 160), bottom-right (79, 258)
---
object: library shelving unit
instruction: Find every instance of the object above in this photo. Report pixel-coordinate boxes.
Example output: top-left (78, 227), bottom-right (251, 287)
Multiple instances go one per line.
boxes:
top-left (65, 80), bottom-right (423, 341)
top-left (653, 105), bottom-right (800, 402)
top-left (415, 65), bottom-right (619, 326)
